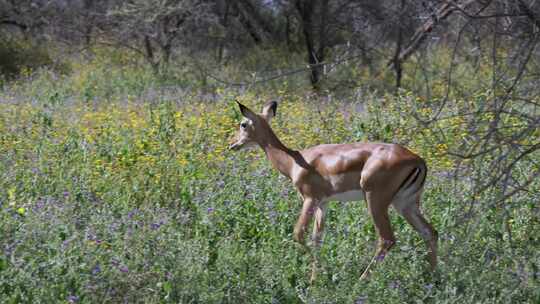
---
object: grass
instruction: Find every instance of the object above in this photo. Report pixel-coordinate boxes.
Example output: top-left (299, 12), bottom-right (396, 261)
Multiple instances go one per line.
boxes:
top-left (0, 48), bottom-right (539, 303)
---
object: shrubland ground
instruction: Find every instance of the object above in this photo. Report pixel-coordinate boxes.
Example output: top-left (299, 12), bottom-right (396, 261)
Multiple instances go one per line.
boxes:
top-left (0, 40), bottom-right (539, 303)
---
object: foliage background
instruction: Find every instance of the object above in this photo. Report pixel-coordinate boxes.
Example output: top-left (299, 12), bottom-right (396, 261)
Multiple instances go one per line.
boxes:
top-left (1, 0), bottom-right (540, 302)
top-left (0, 48), bottom-right (539, 303)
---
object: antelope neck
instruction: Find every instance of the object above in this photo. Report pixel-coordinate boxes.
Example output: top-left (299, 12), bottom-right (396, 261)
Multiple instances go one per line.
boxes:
top-left (258, 129), bottom-right (295, 179)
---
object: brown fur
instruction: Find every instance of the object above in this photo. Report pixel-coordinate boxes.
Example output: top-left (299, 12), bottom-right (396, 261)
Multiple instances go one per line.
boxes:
top-left (230, 101), bottom-right (438, 282)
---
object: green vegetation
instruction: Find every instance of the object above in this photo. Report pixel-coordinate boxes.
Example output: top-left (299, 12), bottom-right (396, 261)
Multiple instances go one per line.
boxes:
top-left (0, 45), bottom-right (539, 303)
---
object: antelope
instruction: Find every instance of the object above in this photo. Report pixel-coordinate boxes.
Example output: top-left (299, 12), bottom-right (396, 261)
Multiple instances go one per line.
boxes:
top-left (229, 100), bottom-right (438, 281)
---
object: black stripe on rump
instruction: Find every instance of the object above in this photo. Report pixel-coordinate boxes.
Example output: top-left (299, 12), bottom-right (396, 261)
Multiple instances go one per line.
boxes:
top-left (398, 167), bottom-right (420, 191)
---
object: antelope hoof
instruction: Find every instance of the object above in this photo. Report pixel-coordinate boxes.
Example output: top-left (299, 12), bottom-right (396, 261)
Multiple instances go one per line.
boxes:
top-left (310, 271), bottom-right (317, 284)
top-left (360, 269), bottom-right (369, 281)
top-left (293, 230), bottom-right (305, 245)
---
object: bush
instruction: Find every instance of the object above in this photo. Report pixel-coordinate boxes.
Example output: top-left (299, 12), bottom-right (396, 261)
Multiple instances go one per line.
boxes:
top-left (0, 39), bottom-right (53, 80)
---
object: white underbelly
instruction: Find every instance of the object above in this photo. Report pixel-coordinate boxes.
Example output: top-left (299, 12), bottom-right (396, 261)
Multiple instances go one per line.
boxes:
top-left (325, 190), bottom-right (364, 202)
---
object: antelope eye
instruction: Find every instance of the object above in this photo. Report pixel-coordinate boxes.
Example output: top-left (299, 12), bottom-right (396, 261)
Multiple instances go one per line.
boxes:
top-left (240, 122), bottom-right (247, 129)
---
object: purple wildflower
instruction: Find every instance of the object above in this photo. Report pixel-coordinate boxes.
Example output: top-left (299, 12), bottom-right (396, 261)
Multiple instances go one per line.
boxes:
top-left (268, 210), bottom-right (277, 224)
top-left (119, 265), bottom-right (129, 273)
top-left (127, 209), bottom-right (138, 219)
top-left (207, 207), bottom-right (214, 213)
top-left (35, 199), bottom-right (45, 209)
top-left (92, 265), bottom-right (101, 275)
top-left (63, 191), bottom-right (70, 198)
top-left (343, 226), bottom-right (350, 237)
top-left (108, 222), bottom-right (119, 232)
top-left (355, 296), bottom-right (368, 304)
top-left (389, 281), bottom-right (400, 289)
top-left (67, 295), bottom-right (79, 303)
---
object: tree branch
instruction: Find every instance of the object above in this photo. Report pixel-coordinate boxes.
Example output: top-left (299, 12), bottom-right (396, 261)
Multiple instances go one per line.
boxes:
top-left (387, 0), bottom-right (479, 70)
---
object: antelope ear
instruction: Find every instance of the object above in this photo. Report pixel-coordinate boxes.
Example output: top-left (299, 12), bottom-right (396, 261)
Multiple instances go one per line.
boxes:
top-left (261, 100), bottom-right (278, 122)
top-left (236, 101), bottom-right (257, 120)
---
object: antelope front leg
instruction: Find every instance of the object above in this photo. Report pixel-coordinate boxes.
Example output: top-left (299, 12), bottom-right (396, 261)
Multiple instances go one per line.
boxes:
top-left (310, 204), bottom-right (326, 283)
top-left (293, 198), bottom-right (315, 246)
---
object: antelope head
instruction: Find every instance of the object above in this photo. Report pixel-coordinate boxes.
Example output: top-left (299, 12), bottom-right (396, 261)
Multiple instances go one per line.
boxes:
top-left (229, 100), bottom-right (277, 150)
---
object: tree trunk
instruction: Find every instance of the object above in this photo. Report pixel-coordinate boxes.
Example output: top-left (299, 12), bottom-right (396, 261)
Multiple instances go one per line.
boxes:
top-left (237, 0), bottom-right (275, 41)
top-left (144, 35), bottom-right (160, 75)
top-left (393, 0), bottom-right (405, 91)
top-left (83, 0), bottom-right (93, 47)
top-left (218, 0), bottom-right (230, 63)
top-left (296, 0), bottom-right (323, 89)
top-left (285, 14), bottom-right (292, 51)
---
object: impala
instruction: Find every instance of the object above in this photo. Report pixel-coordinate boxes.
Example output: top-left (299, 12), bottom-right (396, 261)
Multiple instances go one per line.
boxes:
top-left (229, 101), bottom-right (438, 281)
